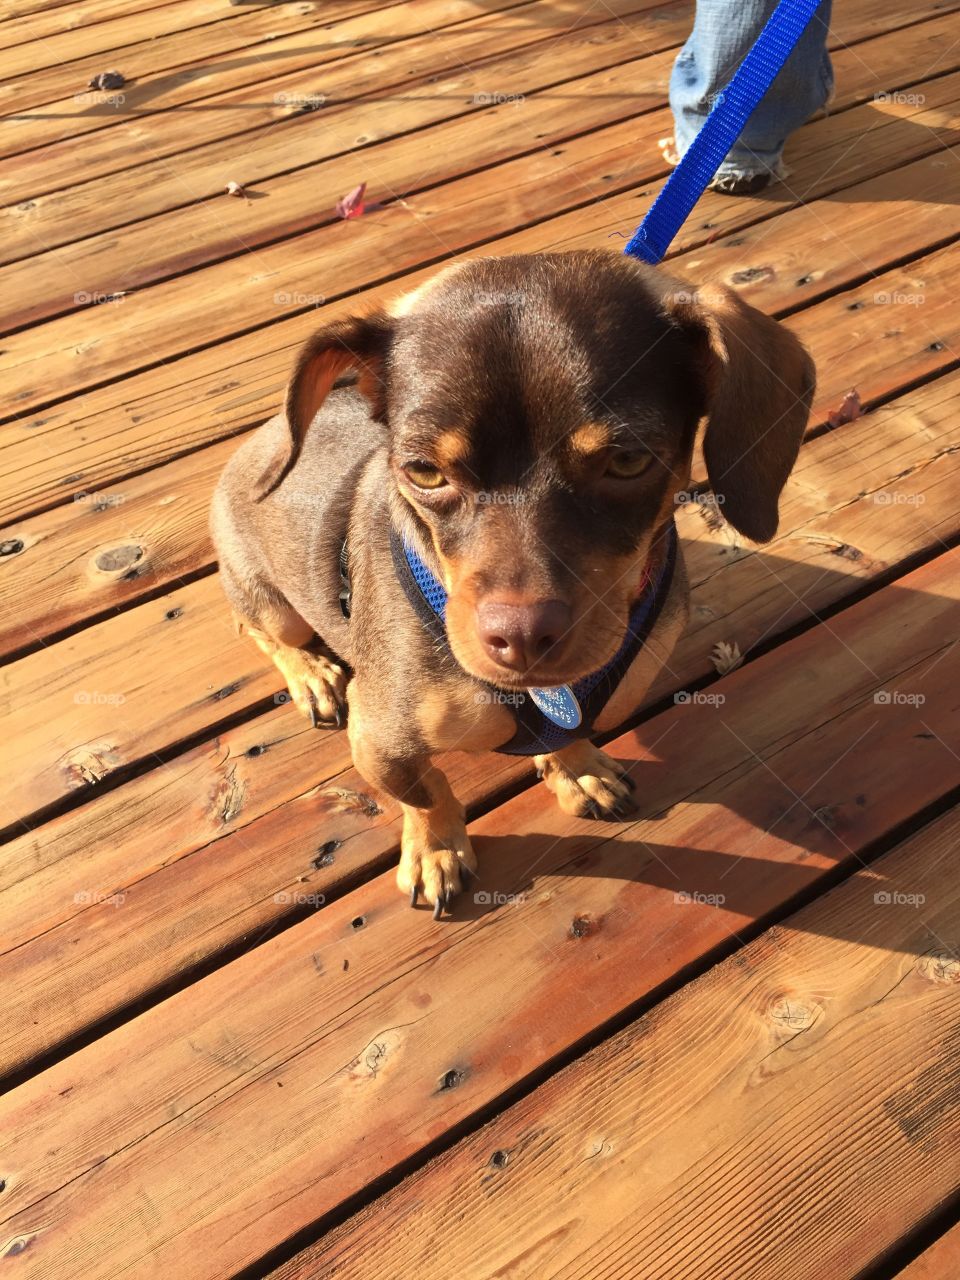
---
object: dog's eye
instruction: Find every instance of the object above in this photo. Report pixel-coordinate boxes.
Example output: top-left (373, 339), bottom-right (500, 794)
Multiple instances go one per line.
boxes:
top-left (605, 450), bottom-right (653, 479)
top-left (403, 461), bottom-right (448, 490)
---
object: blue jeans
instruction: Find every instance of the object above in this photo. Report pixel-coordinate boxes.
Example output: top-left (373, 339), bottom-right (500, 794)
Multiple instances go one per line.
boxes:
top-left (670, 0), bottom-right (834, 179)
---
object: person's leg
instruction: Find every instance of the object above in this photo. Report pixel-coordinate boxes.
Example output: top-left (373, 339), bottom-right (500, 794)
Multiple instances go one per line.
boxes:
top-left (668, 0), bottom-right (833, 194)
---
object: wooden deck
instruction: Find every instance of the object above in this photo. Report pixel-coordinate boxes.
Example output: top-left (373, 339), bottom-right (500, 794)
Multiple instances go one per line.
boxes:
top-left (2, 0), bottom-right (959, 1275)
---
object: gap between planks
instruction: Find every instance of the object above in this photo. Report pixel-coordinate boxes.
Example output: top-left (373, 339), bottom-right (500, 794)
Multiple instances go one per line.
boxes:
top-left (3, 72), bottom-right (958, 434)
top-left (2, 8), bottom-right (954, 338)
top-left (0, 0), bottom-right (464, 123)
top-left (0, 550), bottom-right (956, 1278)
top-left (1, 371), bottom-right (957, 1082)
top-left (266, 804), bottom-right (960, 1280)
top-left (5, 0), bottom-right (914, 266)
top-left (2, 219), bottom-right (958, 634)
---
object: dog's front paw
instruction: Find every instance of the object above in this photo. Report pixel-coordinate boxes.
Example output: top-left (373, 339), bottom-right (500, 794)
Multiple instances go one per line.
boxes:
top-left (535, 741), bottom-right (636, 820)
top-left (397, 834), bottom-right (478, 920)
top-left (274, 651), bottom-right (348, 728)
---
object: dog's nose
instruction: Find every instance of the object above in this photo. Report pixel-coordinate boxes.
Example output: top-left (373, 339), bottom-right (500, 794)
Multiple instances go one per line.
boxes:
top-left (476, 599), bottom-right (572, 671)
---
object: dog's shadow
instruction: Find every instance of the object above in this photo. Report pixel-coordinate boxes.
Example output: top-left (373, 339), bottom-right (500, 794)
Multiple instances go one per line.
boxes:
top-left (432, 538), bottom-right (960, 955)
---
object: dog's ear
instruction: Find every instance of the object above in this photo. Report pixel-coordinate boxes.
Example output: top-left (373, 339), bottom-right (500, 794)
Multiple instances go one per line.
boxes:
top-left (663, 283), bottom-right (815, 542)
top-left (254, 311), bottom-right (392, 499)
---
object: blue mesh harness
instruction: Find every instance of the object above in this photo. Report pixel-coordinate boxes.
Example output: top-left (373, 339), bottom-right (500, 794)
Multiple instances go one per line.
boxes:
top-left (389, 522), bottom-right (678, 755)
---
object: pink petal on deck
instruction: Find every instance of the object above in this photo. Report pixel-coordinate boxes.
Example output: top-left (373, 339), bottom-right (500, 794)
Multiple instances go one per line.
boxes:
top-left (336, 183), bottom-right (367, 219)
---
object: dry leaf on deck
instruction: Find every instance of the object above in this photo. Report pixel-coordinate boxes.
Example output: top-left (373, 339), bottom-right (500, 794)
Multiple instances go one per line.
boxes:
top-left (89, 71), bottom-right (125, 90)
top-left (711, 640), bottom-right (743, 676)
top-left (827, 388), bottom-right (862, 428)
top-left (696, 491), bottom-right (728, 534)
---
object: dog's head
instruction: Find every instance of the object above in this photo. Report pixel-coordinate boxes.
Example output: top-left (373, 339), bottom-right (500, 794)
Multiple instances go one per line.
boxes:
top-left (262, 252), bottom-right (814, 689)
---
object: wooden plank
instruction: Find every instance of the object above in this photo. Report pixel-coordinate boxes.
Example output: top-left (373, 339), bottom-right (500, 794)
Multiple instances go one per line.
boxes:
top-left (5, 0), bottom-right (923, 268)
top-left (3, 197), bottom-right (958, 531)
top-left (0, 0), bottom-right (187, 53)
top-left (897, 1224), bottom-right (960, 1279)
top-left (4, 314), bottom-right (957, 815)
top-left (0, 574), bottom-right (280, 827)
top-left (0, 0), bottom-right (562, 142)
top-left (3, 75), bottom-right (958, 422)
top-left (280, 806), bottom-right (960, 1280)
top-left (3, 0), bottom-right (173, 20)
top-left (0, 0), bottom-right (686, 263)
top-left (4, 0), bottom-right (945, 128)
top-left (3, 321), bottom-right (959, 665)
top-left (567, 148), bottom-right (960, 315)
top-left (2, 374), bottom-right (957, 1070)
top-left (6, 12), bottom-right (957, 334)
top-left (0, 0), bottom-right (418, 119)
top-left (0, 45), bottom-right (681, 332)
top-left (0, 0), bottom-right (259, 67)
top-left (0, 551), bottom-right (956, 1278)
top-left (0, 437), bottom-right (237, 656)
top-left (0, 2), bottom-right (669, 214)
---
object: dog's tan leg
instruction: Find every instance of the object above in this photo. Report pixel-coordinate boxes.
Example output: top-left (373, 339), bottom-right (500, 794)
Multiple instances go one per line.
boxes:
top-left (237, 604), bottom-right (348, 728)
top-left (348, 696), bottom-right (477, 916)
top-left (534, 740), bottom-right (636, 820)
top-left (395, 766), bottom-right (478, 916)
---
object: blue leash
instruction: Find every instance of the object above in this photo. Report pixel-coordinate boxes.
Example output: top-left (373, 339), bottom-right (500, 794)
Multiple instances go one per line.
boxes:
top-left (624, 0), bottom-right (825, 265)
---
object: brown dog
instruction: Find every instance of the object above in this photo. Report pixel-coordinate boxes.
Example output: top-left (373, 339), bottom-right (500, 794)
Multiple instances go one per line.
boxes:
top-left (211, 250), bottom-right (814, 916)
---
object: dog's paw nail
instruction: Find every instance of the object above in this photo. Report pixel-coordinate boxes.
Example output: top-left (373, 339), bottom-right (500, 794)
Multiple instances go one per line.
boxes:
top-left (333, 699), bottom-right (346, 730)
top-left (621, 773), bottom-right (636, 792)
top-left (410, 886), bottom-right (419, 908)
top-left (307, 701), bottom-right (320, 729)
top-left (584, 800), bottom-right (602, 819)
top-left (535, 766), bottom-right (545, 780)
top-left (458, 860), bottom-right (477, 882)
top-left (433, 897), bottom-right (444, 921)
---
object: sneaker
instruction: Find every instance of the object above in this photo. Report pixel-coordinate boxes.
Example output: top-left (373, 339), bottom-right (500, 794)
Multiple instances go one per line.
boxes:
top-left (707, 170), bottom-right (772, 196)
top-left (658, 135), bottom-right (787, 197)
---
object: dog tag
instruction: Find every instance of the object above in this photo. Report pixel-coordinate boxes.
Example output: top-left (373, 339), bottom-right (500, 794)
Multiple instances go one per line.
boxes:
top-left (528, 684), bottom-right (582, 729)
